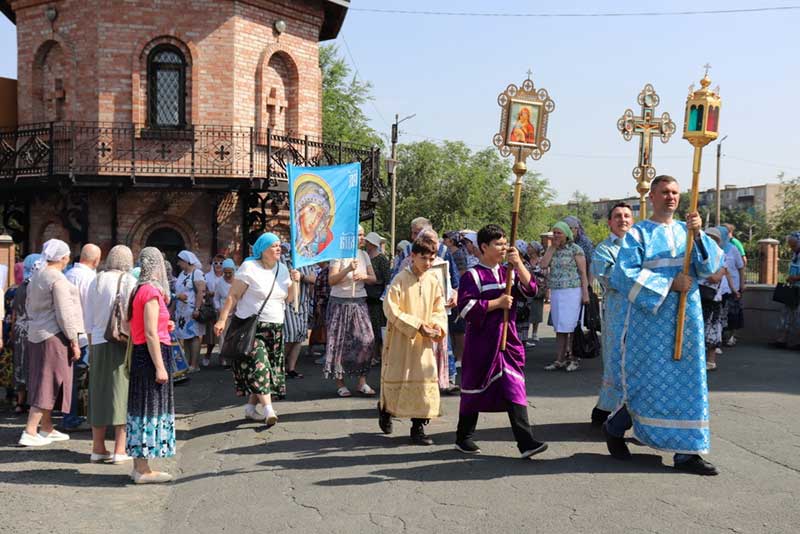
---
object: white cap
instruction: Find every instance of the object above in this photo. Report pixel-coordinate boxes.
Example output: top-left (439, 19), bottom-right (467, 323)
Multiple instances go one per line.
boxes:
top-left (463, 231), bottom-right (478, 248)
top-left (364, 232), bottom-right (385, 247)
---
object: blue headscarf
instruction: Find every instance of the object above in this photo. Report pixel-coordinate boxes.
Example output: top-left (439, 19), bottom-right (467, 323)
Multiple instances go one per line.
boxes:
top-left (247, 232), bottom-right (280, 262)
top-left (221, 258), bottom-right (236, 270)
top-left (717, 225), bottom-right (732, 252)
top-left (23, 253), bottom-right (43, 281)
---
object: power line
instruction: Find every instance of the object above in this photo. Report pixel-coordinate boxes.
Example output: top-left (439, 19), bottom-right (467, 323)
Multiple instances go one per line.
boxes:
top-left (338, 34), bottom-right (390, 128)
top-left (349, 6), bottom-right (800, 18)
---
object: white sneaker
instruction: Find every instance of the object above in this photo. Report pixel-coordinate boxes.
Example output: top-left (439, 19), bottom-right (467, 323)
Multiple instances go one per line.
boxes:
top-left (201, 358), bottom-right (210, 367)
top-left (19, 432), bottom-right (52, 447)
top-left (244, 404), bottom-right (263, 421)
top-left (265, 405), bottom-right (278, 428)
top-left (254, 403), bottom-right (266, 417)
top-left (90, 452), bottom-right (113, 463)
top-left (39, 429), bottom-right (70, 442)
top-left (112, 453), bottom-right (133, 464)
top-left (725, 337), bottom-right (737, 347)
top-left (715, 347), bottom-right (723, 355)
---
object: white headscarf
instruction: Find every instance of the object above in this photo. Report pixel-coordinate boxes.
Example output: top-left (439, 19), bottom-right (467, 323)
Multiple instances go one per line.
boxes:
top-left (41, 238), bottom-right (71, 263)
top-left (177, 250), bottom-right (202, 268)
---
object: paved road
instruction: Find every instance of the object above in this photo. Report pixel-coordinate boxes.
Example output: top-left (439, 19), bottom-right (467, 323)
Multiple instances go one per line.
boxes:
top-left (1, 335), bottom-right (798, 534)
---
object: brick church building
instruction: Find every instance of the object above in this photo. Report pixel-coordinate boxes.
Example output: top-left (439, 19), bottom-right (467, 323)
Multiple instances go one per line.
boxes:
top-left (0, 0), bottom-right (380, 267)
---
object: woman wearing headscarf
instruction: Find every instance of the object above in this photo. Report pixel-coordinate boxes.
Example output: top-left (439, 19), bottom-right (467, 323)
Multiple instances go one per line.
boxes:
top-left (698, 228), bottom-right (730, 372)
top-left (202, 254), bottom-right (226, 367)
top-left (718, 225), bottom-right (746, 348)
top-left (174, 250), bottom-right (206, 373)
top-left (213, 233), bottom-right (299, 427)
top-left (126, 247), bottom-right (175, 483)
top-left (85, 245), bottom-right (137, 464)
top-left (9, 254), bottom-right (42, 414)
top-left (526, 241), bottom-right (546, 347)
top-left (541, 222), bottom-right (589, 372)
top-left (20, 240), bottom-right (84, 447)
top-left (772, 231), bottom-right (800, 348)
top-left (325, 225), bottom-right (377, 397)
top-left (213, 258), bottom-right (237, 367)
top-left (563, 216), bottom-right (595, 278)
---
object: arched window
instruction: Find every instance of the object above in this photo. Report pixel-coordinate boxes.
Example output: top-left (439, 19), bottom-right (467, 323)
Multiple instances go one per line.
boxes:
top-left (147, 45), bottom-right (186, 128)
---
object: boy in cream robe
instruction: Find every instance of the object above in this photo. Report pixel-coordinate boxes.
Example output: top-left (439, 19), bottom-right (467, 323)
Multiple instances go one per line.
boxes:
top-left (379, 236), bottom-right (448, 445)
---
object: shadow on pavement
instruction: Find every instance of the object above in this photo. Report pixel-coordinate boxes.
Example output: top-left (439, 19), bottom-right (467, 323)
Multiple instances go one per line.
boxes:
top-left (0, 447), bottom-right (89, 464)
top-left (0, 468), bottom-right (131, 487)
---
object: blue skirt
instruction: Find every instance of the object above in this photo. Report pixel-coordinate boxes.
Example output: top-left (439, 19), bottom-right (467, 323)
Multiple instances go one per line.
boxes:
top-left (126, 343), bottom-right (176, 459)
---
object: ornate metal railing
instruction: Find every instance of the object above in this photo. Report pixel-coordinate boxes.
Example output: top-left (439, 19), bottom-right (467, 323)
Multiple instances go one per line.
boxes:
top-left (0, 121), bottom-right (382, 196)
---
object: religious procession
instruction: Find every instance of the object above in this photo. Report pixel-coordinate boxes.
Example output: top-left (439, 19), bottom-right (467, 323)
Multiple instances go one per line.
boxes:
top-left (1, 2), bottom-right (798, 533)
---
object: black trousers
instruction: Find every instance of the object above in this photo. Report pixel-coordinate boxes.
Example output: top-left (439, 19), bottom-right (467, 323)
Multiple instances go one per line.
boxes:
top-left (456, 403), bottom-right (538, 453)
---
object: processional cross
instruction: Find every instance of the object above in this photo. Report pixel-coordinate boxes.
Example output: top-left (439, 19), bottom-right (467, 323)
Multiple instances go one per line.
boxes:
top-left (617, 84), bottom-right (676, 220)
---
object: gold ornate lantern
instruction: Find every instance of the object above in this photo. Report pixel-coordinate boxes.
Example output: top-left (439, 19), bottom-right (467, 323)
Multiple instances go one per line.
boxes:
top-left (674, 65), bottom-right (722, 361)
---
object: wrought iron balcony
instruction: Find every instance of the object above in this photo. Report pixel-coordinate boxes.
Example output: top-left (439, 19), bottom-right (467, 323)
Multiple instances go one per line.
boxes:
top-left (0, 121), bottom-right (382, 198)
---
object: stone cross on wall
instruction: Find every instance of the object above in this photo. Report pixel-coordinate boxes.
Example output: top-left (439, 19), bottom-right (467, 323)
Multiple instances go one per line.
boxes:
top-left (266, 87), bottom-right (289, 129)
top-left (45, 78), bottom-right (66, 121)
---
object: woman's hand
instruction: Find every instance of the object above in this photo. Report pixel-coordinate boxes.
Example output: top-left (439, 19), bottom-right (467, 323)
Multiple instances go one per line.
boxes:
top-left (167, 320), bottom-right (175, 333)
top-left (177, 293), bottom-right (188, 303)
top-left (581, 288), bottom-right (590, 304)
top-left (290, 269), bottom-right (301, 283)
top-left (155, 366), bottom-right (168, 385)
top-left (192, 310), bottom-right (200, 319)
top-left (352, 272), bottom-right (367, 282)
top-left (349, 259), bottom-right (359, 273)
top-left (213, 320), bottom-right (225, 337)
top-left (70, 339), bottom-right (81, 361)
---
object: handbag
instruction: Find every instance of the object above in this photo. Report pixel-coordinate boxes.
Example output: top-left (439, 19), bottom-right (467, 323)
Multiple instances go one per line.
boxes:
top-left (699, 283), bottom-right (718, 302)
top-left (192, 272), bottom-right (218, 324)
top-left (104, 272), bottom-right (129, 345)
top-left (572, 305), bottom-right (600, 359)
top-left (220, 264), bottom-right (279, 361)
top-left (772, 283), bottom-right (800, 308)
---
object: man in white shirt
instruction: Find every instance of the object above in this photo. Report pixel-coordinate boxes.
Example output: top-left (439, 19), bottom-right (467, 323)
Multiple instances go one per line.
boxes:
top-left (62, 243), bottom-right (100, 431)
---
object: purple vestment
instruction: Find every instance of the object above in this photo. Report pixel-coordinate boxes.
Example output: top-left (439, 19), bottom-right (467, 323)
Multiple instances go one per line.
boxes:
top-left (457, 263), bottom-right (536, 414)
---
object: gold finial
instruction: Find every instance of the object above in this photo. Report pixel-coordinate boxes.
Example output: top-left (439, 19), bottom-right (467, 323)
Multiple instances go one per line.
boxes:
top-left (700, 63), bottom-right (712, 88)
top-left (703, 63), bottom-right (712, 76)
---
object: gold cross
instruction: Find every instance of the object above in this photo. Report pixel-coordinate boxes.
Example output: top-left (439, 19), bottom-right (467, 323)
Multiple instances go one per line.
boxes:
top-left (703, 63), bottom-right (712, 76)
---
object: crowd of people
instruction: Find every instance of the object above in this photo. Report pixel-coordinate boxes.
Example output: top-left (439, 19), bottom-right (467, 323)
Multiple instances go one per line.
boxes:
top-left (0, 173), bottom-right (776, 484)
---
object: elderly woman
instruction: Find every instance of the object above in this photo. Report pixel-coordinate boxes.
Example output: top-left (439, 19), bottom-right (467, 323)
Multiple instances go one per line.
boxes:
top-left (85, 245), bottom-right (137, 464)
top-left (698, 228), bottom-right (729, 372)
top-left (563, 216), bottom-right (595, 278)
top-left (325, 225), bottom-right (378, 397)
top-left (541, 222), bottom-right (589, 372)
top-left (126, 247), bottom-right (175, 483)
top-left (174, 250), bottom-right (206, 373)
top-left (9, 254), bottom-right (42, 414)
top-left (202, 254), bottom-right (226, 367)
top-left (364, 232), bottom-right (391, 364)
top-left (526, 241), bottom-right (546, 347)
top-left (214, 233), bottom-right (299, 427)
top-left (19, 240), bottom-right (84, 447)
top-left (772, 232), bottom-right (800, 348)
top-left (213, 259), bottom-right (236, 367)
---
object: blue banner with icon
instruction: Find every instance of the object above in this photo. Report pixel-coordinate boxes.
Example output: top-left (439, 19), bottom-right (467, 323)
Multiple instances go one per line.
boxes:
top-left (287, 162), bottom-right (361, 269)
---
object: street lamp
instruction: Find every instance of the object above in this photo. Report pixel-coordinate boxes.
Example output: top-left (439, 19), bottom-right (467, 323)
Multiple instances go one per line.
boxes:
top-left (715, 134), bottom-right (728, 226)
top-left (388, 113), bottom-right (415, 259)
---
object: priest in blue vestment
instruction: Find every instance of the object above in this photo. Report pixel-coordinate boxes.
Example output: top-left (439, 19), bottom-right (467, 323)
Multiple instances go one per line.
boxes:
top-left (606, 175), bottom-right (723, 476)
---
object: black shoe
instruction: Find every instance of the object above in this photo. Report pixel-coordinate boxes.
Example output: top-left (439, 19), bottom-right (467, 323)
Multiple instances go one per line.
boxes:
top-left (521, 441), bottom-right (548, 459)
top-left (603, 425), bottom-right (632, 460)
top-left (377, 402), bottom-right (393, 435)
top-left (591, 407), bottom-right (611, 427)
top-left (454, 439), bottom-right (481, 454)
top-left (410, 420), bottom-right (433, 446)
top-left (441, 384), bottom-right (461, 396)
top-left (674, 455), bottom-right (719, 476)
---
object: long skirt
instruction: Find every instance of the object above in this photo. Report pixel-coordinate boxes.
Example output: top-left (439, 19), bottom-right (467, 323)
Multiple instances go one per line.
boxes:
top-left (529, 297), bottom-right (545, 325)
top-left (232, 322), bottom-right (285, 397)
top-left (27, 334), bottom-right (72, 412)
top-left (126, 343), bottom-right (175, 459)
top-left (549, 287), bottom-right (582, 333)
top-left (324, 297), bottom-right (374, 379)
top-left (88, 342), bottom-right (129, 426)
top-left (725, 296), bottom-right (744, 331)
top-left (701, 298), bottom-right (723, 348)
top-left (12, 324), bottom-right (29, 387)
top-left (778, 303), bottom-right (800, 344)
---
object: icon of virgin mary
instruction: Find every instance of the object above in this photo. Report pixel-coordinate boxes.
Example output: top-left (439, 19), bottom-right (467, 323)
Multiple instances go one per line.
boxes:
top-left (294, 176), bottom-right (335, 258)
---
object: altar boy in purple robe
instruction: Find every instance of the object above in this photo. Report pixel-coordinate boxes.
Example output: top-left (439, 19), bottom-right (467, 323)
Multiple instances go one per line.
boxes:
top-left (455, 224), bottom-right (548, 458)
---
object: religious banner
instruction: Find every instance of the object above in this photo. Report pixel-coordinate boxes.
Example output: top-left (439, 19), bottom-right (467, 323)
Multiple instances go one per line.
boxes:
top-left (287, 162), bottom-right (361, 269)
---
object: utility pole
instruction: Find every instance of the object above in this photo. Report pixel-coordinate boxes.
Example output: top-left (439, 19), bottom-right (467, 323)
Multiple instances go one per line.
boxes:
top-left (386, 113), bottom-right (415, 259)
top-left (715, 134), bottom-right (728, 226)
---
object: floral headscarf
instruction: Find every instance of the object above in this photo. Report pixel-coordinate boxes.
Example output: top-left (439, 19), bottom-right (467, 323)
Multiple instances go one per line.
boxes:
top-left (105, 245), bottom-right (134, 272)
top-left (137, 246), bottom-right (170, 303)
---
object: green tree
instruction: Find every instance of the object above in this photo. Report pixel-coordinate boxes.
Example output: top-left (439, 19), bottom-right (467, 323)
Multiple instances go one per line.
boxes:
top-left (319, 44), bottom-right (383, 148)
top-left (770, 174), bottom-right (800, 243)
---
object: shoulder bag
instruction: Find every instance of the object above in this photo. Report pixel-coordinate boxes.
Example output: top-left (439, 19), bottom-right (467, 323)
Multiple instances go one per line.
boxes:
top-left (192, 271), bottom-right (218, 324)
top-left (220, 263), bottom-right (280, 361)
top-left (104, 272), bottom-right (129, 345)
top-left (772, 282), bottom-right (800, 308)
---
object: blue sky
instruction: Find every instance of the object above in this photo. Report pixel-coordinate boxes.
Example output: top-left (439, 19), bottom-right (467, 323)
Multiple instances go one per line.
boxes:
top-left (2, 1), bottom-right (799, 202)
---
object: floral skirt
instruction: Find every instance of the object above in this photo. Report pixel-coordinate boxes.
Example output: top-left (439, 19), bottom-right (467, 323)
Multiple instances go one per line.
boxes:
top-left (324, 297), bottom-right (374, 379)
top-left (126, 343), bottom-right (175, 459)
top-left (232, 322), bottom-right (285, 397)
top-left (702, 298), bottom-right (723, 348)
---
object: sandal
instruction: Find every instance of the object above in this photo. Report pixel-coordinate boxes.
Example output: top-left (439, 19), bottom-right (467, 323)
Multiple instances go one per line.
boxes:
top-left (565, 360), bottom-right (580, 373)
top-left (358, 384), bottom-right (377, 396)
top-left (544, 361), bottom-right (567, 371)
top-left (286, 370), bottom-right (304, 379)
top-left (337, 387), bottom-right (352, 398)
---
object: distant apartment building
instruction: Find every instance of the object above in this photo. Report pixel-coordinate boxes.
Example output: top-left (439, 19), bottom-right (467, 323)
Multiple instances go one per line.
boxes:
top-left (588, 183), bottom-right (784, 221)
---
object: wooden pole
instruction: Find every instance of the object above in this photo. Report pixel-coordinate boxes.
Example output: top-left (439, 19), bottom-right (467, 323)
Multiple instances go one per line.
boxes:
top-left (673, 146), bottom-right (703, 361)
top-left (500, 159), bottom-right (527, 351)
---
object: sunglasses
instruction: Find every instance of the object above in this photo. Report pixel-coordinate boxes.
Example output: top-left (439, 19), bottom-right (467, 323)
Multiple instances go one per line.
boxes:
top-left (212, 261), bottom-right (223, 265)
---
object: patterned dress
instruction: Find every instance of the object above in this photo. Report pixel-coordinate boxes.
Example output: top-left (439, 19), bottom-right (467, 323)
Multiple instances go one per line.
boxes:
top-left (127, 343), bottom-right (176, 459)
top-left (610, 221), bottom-right (722, 454)
top-left (232, 322), bottom-right (285, 397)
top-left (174, 269), bottom-right (206, 340)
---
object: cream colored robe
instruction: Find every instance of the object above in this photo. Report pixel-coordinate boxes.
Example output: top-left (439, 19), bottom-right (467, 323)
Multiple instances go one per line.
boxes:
top-left (380, 267), bottom-right (448, 419)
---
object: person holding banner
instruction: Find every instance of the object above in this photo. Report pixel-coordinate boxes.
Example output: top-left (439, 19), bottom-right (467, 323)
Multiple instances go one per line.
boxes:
top-left (214, 233), bottom-right (299, 427)
top-left (605, 175), bottom-right (722, 476)
top-left (325, 225), bottom-right (377, 397)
